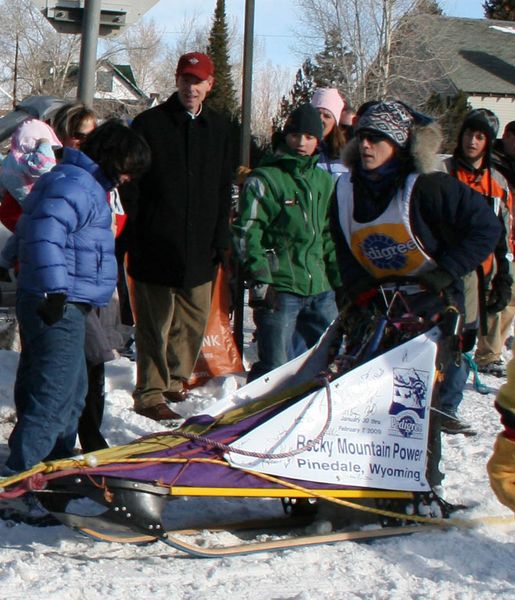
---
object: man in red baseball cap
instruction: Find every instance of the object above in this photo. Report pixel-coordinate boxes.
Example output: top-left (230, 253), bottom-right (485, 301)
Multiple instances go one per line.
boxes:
top-left (174, 52), bottom-right (215, 115)
top-left (124, 51), bottom-right (233, 421)
top-left (176, 52), bottom-right (215, 81)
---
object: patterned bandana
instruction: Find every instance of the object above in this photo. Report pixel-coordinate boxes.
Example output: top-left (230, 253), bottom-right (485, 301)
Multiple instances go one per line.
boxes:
top-left (356, 101), bottom-right (414, 148)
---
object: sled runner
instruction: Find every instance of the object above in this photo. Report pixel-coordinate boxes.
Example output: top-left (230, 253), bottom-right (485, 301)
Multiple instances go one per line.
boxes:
top-left (0, 280), bottom-right (483, 553)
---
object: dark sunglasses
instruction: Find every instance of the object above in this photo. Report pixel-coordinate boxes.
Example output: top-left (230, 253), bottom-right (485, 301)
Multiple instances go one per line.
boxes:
top-left (357, 131), bottom-right (388, 144)
top-left (72, 131), bottom-right (89, 141)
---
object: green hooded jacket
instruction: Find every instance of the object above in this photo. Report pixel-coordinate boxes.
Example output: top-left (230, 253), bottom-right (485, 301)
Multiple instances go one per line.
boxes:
top-left (232, 147), bottom-right (341, 296)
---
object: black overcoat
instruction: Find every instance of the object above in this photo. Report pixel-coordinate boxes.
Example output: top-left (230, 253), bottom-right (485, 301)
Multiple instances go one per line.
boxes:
top-left (126, 93), bottom-right (232, 288)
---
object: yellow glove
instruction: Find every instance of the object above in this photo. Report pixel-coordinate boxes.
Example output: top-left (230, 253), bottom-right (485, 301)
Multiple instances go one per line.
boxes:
top-left (487, 433), bottom-right (515, 513)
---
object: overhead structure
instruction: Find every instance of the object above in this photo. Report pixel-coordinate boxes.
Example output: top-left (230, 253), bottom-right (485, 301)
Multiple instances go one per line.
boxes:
top-left (31, 1), bottom-right (158, 105)
top-left (31, 0), bottom-right (158, 37)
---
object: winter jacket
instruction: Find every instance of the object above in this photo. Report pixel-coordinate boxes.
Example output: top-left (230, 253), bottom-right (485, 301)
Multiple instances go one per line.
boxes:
top-left (331, 132), bottom-right (502, 311)
top-left (488, 339), bottom-right (515, 512)
top-left (125, 92), bottom-right (233, 288)
top-left (13, 147), bottom-right (117, 306)
top-left (492, 138), bottom-right (515, 194)
top-left (316, 143), bottom-right (348, 183)
top-left (232, 147), bottom-right (341, 296)
top-left (442, 156), bottom-right (513, 281)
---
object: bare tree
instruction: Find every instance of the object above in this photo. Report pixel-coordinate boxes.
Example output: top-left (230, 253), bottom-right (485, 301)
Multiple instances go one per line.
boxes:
top-left (0, 0), bottom-right (81, 105)
top-left (292, 0), bottom-right (451, 108)
top-left (102, 19), bottom-right (167, 97)
top-left (250, 62), bottom-right (293, 146)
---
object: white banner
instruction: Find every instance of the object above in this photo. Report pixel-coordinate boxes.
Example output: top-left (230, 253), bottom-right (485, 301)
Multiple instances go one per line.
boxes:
top-left (227, 329), bottom-right (440, 491)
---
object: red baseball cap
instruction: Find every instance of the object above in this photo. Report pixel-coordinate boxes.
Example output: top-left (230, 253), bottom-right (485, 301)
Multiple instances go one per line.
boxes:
top-left (176, 52), bottom-right (214, 80)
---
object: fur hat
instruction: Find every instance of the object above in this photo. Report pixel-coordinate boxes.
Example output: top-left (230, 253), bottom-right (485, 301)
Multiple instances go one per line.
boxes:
top-left (456, 108), bottom-right (500, 163)
top-left (284, 103), bottom-right (324, 140)
top-left (462, 108), bottom-right (500, 141)
top-left (311, 88), bottom-right (345, 124)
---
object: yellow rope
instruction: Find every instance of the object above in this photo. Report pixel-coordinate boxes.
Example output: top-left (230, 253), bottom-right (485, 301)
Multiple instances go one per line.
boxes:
top-left (3, 455), bottom-right (510, 529)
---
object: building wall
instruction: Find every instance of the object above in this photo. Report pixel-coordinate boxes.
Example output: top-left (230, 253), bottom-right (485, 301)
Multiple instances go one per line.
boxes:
top-left (469, 95), bottom-right (515, 133)
top-left (94, 67), bottom-right (141, 103)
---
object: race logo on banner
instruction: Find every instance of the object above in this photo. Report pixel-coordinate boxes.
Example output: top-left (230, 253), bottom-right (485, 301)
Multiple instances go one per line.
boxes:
top-left (227, 329), bottom-right (439, 491)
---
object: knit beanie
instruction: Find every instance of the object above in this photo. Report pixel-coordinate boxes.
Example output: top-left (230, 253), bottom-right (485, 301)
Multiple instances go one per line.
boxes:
top-left (311, 88), bottom-right (345, 123)
top-left (284, 103), bottom-right (324, 140)
top-left (355, 101), bottom-right (414, 148)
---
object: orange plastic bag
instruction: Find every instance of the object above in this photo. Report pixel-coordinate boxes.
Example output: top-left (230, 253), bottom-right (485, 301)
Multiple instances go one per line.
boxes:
top-left (187, 265), bottom-right (244, 387)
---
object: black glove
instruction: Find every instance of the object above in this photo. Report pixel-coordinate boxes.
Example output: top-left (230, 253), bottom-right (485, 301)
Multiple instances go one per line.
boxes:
top-left (212, 248), bottom-right (228, 269)
top-left (419, 268), bottom-right (454, 294)
top-left (0, 266), bottom-right (11, 282)
top-left (37, 293), bottom-right (67, 326)
top-left (248, 282), bottom-right (277, 309)
top-left (487, 274), bottom-right (513, 314)
top-left (345, 275), bottom-right (381, 308)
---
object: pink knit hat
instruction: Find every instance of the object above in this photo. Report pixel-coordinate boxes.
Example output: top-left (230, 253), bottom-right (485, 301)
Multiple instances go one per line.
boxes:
top-left (311, 88), bottom-right (345, 123)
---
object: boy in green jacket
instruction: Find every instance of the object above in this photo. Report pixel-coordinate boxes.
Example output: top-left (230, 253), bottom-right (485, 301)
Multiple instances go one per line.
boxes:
top-left (233, 103), bottom-right (341, 381)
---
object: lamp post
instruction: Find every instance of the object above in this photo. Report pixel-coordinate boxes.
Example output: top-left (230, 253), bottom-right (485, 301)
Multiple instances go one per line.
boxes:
top-left (77, 0), bottom-right (101, 106)
top-left (233, 0), bottom-right (255, 353)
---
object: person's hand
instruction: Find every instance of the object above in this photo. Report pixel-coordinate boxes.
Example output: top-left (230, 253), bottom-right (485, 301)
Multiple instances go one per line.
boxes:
top-left (487, 274), bottom-right (513, 314)
top-left (37, 293), bottom-right (67, 326)
top-left (212, 248), bottom-right (228, 269)
top-left (487, 433), bottom-right (515, 512)
top-left (347, 275), bottom-right (378, 307)
top-left (0, 266), bottom-right (12, 282)
top-left (248, 282), bottom-right (277, 309)
top-left (419, 268), bottom-right (454, 294)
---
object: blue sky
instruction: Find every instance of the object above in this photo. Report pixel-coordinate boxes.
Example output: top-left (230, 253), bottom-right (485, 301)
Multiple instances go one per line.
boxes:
top-left (143, 0), bottom-right (487, 69)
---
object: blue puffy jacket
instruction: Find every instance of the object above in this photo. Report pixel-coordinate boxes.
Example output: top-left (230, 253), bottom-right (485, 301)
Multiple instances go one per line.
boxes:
top-left (14, 147), bottom-right (117, 306)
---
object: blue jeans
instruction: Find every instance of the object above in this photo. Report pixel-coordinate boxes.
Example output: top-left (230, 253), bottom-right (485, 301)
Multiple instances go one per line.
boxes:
top-left (249, 290), bottom-right (337, 380)
top-left (6, 292), bottom-right (88, 472)
top-left (439, 357), bottom-right (470, 418)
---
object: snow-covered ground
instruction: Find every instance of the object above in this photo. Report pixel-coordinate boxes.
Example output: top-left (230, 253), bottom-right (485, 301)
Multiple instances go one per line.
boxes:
top-left (0, 318), bottom-right (513, 600)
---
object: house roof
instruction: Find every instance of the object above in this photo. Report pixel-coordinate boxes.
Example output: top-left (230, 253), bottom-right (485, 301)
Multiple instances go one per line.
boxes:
top-left (418, 15), bottom-right (515, 96)
top-left (104, 62), bottom-right (147, 99)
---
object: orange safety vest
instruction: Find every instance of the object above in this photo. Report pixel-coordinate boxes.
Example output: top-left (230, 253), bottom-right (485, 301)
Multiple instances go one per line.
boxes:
top-left (449, 160), bottom-right (513, 279)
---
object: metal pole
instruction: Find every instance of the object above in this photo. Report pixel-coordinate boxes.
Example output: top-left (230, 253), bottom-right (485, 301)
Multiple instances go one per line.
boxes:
top-left (77, 0), bottom-right (102, 106)
top-left (239, 0), bottom-right (255, 168)
top-left (12, 34), bottom-right (19, 108)
top-left (233, 0), bottom-right (255, 354)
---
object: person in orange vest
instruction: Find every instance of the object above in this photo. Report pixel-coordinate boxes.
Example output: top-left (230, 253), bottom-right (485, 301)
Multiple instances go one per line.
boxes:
top-left (440, 108), bottom-right (513, 433)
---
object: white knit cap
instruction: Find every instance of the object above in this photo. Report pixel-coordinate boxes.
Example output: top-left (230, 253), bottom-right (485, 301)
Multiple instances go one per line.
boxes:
top-left (311, 88), bottom-right (345, 123)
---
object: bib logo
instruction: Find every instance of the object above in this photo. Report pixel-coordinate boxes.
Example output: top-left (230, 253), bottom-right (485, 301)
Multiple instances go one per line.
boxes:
top-left (360, 233), bottom-right (417, 270)
top-left (389, 367), bottom-right (428, 438)
top-left (395, 415), bottom-right (423, 438)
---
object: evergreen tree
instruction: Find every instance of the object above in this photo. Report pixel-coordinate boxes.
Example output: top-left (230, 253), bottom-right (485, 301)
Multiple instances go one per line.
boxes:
top-left (413, 0), bottom-right (443, 14)
top-left (423, 91), bottom-right (471, 153)
top-left (483, 0), bottom-right (515, 20)
top-left (206, 0), bottom-right (238, 118)
top-left (312, 28), bottom-right (355, 97)
top-left (272, 58), bottom-right (316, 132)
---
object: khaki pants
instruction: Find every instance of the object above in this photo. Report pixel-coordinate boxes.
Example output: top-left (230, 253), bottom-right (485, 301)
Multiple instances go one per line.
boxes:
top-left (132, 280), bottom-right (212, 410)
top-left (474, 279), bottom-right (515, 366)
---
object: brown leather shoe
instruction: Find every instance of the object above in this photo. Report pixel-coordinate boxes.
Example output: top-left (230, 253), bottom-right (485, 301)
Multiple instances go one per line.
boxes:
top-left (163, 390), bottom-right (188, 403)
top-left (135, 403), bottom-right (182, 421)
